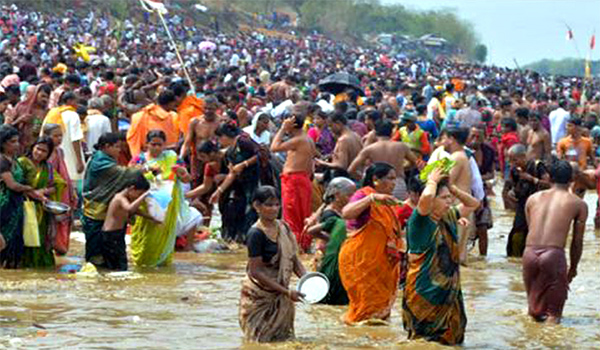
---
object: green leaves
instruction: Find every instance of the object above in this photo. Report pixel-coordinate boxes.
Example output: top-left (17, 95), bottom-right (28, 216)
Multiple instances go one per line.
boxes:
top-left (419, 158), bottom-right (456, 182)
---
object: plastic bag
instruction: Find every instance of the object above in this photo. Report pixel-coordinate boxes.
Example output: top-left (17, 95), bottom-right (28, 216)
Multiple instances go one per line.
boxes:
top-left (23, 200), bottom-right (40, 247)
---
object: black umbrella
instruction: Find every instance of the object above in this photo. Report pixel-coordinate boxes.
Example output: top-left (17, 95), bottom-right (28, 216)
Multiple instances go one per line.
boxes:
top-left (318, 72), bottom-right (364, 96)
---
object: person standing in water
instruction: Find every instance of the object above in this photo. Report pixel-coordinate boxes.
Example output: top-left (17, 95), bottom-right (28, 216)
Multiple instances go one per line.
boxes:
top-left (239, 186), bottom-right (306, 342)
top-left (523, 160), bottom-right (587, 324)
top-left (270, 106), bottom-right (316, 252)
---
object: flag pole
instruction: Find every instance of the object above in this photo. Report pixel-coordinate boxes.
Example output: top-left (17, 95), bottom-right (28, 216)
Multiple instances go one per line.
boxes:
top-left (140, 0), bottom-right (196, 95)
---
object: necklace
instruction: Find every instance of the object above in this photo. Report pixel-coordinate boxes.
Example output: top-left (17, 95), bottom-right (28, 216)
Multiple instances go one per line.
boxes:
top-left (256, 219), bottom-right (280, 242)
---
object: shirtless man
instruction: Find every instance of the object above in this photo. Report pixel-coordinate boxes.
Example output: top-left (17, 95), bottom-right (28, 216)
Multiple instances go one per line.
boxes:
top-left (515, 107), bottom-right (532, 144)
top-left (348, 119), bottom-right (418, 200)
top-left (442, 127), bottom-right (473, 264)
top-left (526, 112), bottom-right (551, 161)
top-left (181, 96), bottom-right (220, 184)
top-left (361, 109), bottom-right (381, 147)
top-left (523, 160), bottom-right (587, 324)
top-left (270, 106), bottom-right (317, 252)
top-left (101, 175), bottom-right (150, 270)
top-left (316, 112), bottom-right (362, 171)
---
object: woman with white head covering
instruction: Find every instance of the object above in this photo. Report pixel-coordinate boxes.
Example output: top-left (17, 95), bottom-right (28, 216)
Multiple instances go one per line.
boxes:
top-left (243, 111), bottom-right (271, 146)
top-left (304, 177), bottom-right (356, 305)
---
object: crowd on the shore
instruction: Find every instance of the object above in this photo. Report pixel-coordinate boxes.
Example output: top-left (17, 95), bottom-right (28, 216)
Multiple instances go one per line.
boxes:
top-left (0, 3), bottom-right (598, 346)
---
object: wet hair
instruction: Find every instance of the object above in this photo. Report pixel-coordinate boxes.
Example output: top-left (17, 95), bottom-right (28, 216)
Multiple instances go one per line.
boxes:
top-left (550, 160), bottom-right (572, 184)
top-left (407, 175), bottom-right (424, 195)
top-left (436, 178), bottom-right (450, 196)
top-left (323, 177), bottom-right (355, 204)
top-left (169, 82), bottom-right (188, 98)
top-left (384, 108), bottom-right (396, 120)
top-left (446, 126), bottom-right (470, 145)
top-left (0, 93), bottom-right (7, 104)
top-left (146, 130), bottom-right (167, 143)
top-left (330, 112), bottom-right (347, 126)
top-left (375, 120), bottom-right (394, 137)
top-left (38, 84), bottom-right (52, 95)
top-left (95, 132), bottom-right (121, 151)
top-left (515, 107), bottom-right (530, 120)
top-left (501, 118), bottom-right (518, 132)
top-left (215, 121), bottom-right (241, 138)
top-left (365, 109), bottom-right (381, 123)
top-left (500, 99), bottom-right (512, 108)
top-left (157, 89), bottom-right (176, 107)
top-left (416, 104), bottom-right (427, 115)
top-left (0, 124), bottom-right (19, 152)
top-left (65, 74), bottom-right (81, 86)
top-left (42, 123), bottom-right (61, 137)
top-left (30, 136), bottom-right (55, 160)
top-left (197, 140), bottom-right (219, 154)
top-left (252, 185), bottom-right (279, 204)
top-left (362, 162), bottom-right (394, 188)
top-left (129, 172), bottom-right (150, 191)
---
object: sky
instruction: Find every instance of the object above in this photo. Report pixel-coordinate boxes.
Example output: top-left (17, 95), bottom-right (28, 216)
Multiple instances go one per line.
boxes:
top-left (383, 0), bottom-right (600, 68)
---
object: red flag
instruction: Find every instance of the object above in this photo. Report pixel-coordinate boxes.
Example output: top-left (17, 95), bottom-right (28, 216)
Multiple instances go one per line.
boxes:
top-left (591, 35), bottom-right (596, 50)
top-left (566, 29), bottom-right (573, 40)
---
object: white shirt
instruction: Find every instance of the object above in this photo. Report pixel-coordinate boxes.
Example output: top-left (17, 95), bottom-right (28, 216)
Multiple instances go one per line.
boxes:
top-left (549, 107), bottom-right (570, 146)
top-left (61, 110), bottom-right (85, 181)
top-left (85, 113), bottom-right (111, 152)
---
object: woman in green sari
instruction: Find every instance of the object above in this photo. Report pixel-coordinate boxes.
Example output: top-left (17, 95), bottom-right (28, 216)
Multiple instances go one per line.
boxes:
top-left (305, 177), bottom-right (356, 305)
top-left (129, 130), bottom-right (200, 267)
top-left (19, 137), bottom-right (66, 268)
top-left (82, 133), bottom-right (143, 266)
top-left (0, 125), bottom-right (45, 268)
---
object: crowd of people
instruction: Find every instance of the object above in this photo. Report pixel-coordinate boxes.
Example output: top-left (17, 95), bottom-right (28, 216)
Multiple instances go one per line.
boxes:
top-left (0, 3), bottom-right (598, 346)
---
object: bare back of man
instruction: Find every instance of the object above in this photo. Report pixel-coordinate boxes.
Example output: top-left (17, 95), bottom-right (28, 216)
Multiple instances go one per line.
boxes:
top-left (526, 188), bottom-right (587, 248)
top-left (283, 133), bottom-right (316, 174)
top-left (328, 129), bottom-right (362, 170)
top-left (526, 128), bottom-right (551, 160)
top-left (449, 150), bottom-right (472, 193)
top-left (523, 181), bottom-right (587, 323)
top-left (359, 140), bottom-right (411, 176)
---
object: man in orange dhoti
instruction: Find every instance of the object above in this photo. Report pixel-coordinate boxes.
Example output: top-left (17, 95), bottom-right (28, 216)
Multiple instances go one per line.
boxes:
top-left (127, 90), bottom-right (180, 157)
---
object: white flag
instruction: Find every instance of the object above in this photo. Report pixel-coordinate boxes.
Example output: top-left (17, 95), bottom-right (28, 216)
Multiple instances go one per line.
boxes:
top-left (140, 0), bottom-right (168, 14)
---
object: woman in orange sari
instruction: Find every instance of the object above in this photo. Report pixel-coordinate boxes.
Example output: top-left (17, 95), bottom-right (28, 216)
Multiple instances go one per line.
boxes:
top-left (339, 162), bottom-right (403, 324)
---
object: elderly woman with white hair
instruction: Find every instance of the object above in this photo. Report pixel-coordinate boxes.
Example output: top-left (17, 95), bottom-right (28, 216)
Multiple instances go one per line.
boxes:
top-left (85, 97), bottom-right (112, 151)
top-left (304, 177), bottom-right (356, 305)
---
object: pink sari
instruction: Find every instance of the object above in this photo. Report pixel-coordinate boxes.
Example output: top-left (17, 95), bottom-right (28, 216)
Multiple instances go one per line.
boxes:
top-left (48, 148), bottom-right (77, 255)
top-left (5, 84), bottom-right (47, 151)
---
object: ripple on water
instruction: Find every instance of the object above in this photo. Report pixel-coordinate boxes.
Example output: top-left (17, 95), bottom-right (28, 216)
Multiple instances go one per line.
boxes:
top-left (2, 182), bottom-right (600, 349)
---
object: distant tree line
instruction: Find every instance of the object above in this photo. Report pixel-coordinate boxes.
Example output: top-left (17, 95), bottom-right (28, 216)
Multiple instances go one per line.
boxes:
top-left (524, 58), bottom-right (600, 77)
top-left (233, 0), bottom-right (486, 62)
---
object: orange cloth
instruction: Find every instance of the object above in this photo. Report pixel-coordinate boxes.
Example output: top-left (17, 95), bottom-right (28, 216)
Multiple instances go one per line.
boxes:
top-left (126, 104), bottom-right (180, 157)
top-left (176, 95), bottom-right (204, 136)
top-left (338, 187), bottom-right (402, 324)
top-left (42, 105), bottom-right (76, 133)
top-left (556, 135), bottom-right (593, 169)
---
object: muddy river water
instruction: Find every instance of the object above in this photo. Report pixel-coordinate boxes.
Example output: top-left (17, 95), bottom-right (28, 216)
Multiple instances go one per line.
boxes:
top-left (1, 184), bottom-right (599, 349)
